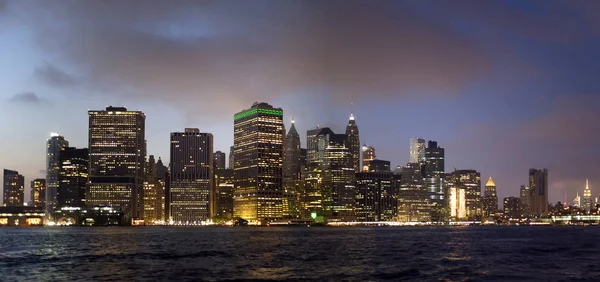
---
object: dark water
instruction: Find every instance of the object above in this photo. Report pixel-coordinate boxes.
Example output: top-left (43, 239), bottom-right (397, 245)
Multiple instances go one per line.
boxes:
top-left (0, 226), bottom-right (597, 281)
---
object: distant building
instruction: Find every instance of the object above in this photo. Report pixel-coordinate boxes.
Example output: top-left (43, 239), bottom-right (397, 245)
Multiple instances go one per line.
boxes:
top-left (361, 144), bottom-right (376, 172)
top-left (283, 120), bottom-right (303, 218)
top-left (46, 134), bottom-right (68, 216)
top-left (170, 128), bottom-right (213, 224)
top-left (57, 147), bottom-right (89, 209)
top-left (519, 185), bottom-right (530, 217)
top-left (397, 163), bottom-right (431, 222)
top-left (214, 151), bottom-right (226, 170)
top-left (228, 146), bottom-right (234, 169)
top-left (143, 155), bottom-right (164, 224)
top-left (3, 170), bottom-right (24, 207)
top-left (355, 171), bottom-right (396, 221)
top-left (446, 170), bottom-right (481, 221)
top-left (345, 112), bottom-right (360, 173)
top-left (215, 169), bottom-right (234, 219)
top-left (424, 141), bottom-right (445, 221)
top-left (529, 168), bottom-right (549, 216)
top-left (366, 159), bottom-right (391, 173)
top-left (409, 138), bottom-right (426, 164)
top-left (448, 184), bottom-right (466, 221)
top-left (583, 179), bottom-right (592, 213)
top-left (503, 197), bottom-right (522, 219)
top-left (30, 179), bottom-right (46, 208)
top-left (87, 106), bottom-right (146, 221)
top-left (481, 177), bottom-right (498, 218)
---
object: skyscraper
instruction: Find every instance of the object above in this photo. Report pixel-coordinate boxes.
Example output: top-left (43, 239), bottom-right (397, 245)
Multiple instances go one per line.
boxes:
top-left (57, 147), bottom-right (89, 208)
top-left (46, 134), bottom-right (68, 216)
top-left (233, 102), bottom-right (284, 224)
top-left (3, 169), bottom-right (24, 207)
top-left (361, 144), bottom-right (375, 172)
top-left (424, 141), bottom-right (445, 220)
top-left (214, 151), bottom-right (226, 170)
top-left (170, 128), bottom-right (214, 224)
top-left (283, 119), bottom-right (302, 218)
top-left (355, 171), bottom-right (396, 221)
top-left (88, 106), bottom-right (146, 220)
top-left (583, 179), bottom-right (592, 213)
top-left (345, 112), bottom-right (360, 173)
top-left (409, 138), bottom-right (426, 164)
top-left (228, 146), bottom-right (234, 169)
top-left (144, 155), bottom-right (164, 224)
top-left (215, 168), bottom-right (234, 219)
top-left (529, 168), bottom-right (549, 216)
top-left (31, 179), bottom-right (46, 208)
top-left (397, 162), bottom-right (431, 222)
top-left (503, 197), bottom-right (522, 219)
top-left (365, 159), bottom-right (391, 173)
top-left (446, 170), bottom-right (481, 221)
top-left (519, 185), bottom-right (530, 217)
top-left (481, 177), bottom-right (498, 218)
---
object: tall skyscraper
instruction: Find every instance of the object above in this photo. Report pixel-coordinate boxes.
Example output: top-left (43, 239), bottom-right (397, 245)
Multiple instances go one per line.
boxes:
top-left (397, 162), bottom-right (431, 222)
top-left (31, 179), bottom-right (46, 208)
top-left (215, 169), bottom-right (234, 219)
top-left (361, 144), bottom-right (375, 172)
top-left (283, 120), bottom-right (302, 218)
top-left (228, 146), bottom-right (234, 169)
top-left (355, 171), bottom-right (396, 222)
top-left (305, 127), bottom-right (356, 221)
top-left (573, 191), bottom-right (581, 208)
top-left (46, 134), bottom-right (68, 216)
top-left (424, 141), bottom-right (445, 221)
top-left (481, 177), bottom-right (498, 218)
top-left (144, 155), bottom-right (165, 224)
top-left (170, 128), bottom-right (214, 224)
top-left (3, 169), bottom-right (24, 207)
top-left (214, 151), bottom-right (226, 170)
top-left (233, 102), bottom-right (284, 224)
top-left (88, 106), bottom-right (146, 220)
top-left (57, 147), bottom-right (89, 208)
top-left (529, 168), bottom-right (549, 216)
top-left (446, 170), bottom-right (481, 221)
top-left (583, 179), bottom-right (592, 213)
top-left (519, 185), bottom-right (530, 217)
top-left (345, 112), bottom-right (360, 173)
top-left (409, 138), bottom-right (426, 163)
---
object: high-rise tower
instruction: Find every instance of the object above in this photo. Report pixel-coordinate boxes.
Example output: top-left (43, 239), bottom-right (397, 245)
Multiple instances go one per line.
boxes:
top-left (445, 169), bottom-right (481, 221)
top-left (57, 147), bottom-right (89, 208)
top-left (214, 151), bottom-right (226, 170)
top-left (233, 102), bottom-right (284, 224)
top-left (31, 179), bottom-right (46, 208)
top-left (3, 169), bottom-right (24, 207)
top-left (345, 112), bottom-right (360, 173)
top-left (528, 168), bottom-right (548, 216)
top-left (583, 179), bottom-right (592, 213)
top-left (424, 141), bottom-right (445, 221)
top-left (283, 119), bottom-right (302, 218)
top-left (409, 138), bottom-right (426, 164)
top-left (46, 134), bottom-right (68, 216)
top-left (88, 106), bottom-right (146, 220)
top-left (362, 144), bottom-right (375, 172)
top-left (169, 128), bottom-right (214, 223)
top-left (482, 177), bottom-right (498, 218)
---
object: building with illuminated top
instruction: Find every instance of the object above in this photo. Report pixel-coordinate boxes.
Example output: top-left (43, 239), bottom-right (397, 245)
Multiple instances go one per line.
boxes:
top-left (481, 177), bottom-right (498, 218)
top-left (345, 112), bottom-right (360, 173)
top-left (46, 133), bottom-right (68, 217)
top-left (583, 179), bottom-right (592, 213)
top-left (170, 128), bottom-right (213, 224)
top-left (3, 169), bottom-right (24, 207)
top-left (361, 144), bottom-right (375, 172)
top-left (233, 102), bottom-right (284, 224)
top-left (30, 179), bottom-right (46, 208)
top-left (87, 106), bottom-right (146, 221)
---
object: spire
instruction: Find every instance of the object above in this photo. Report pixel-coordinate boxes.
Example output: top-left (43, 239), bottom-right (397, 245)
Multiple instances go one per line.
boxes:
top-left (486, 177), bottom-right (496, 187)
top-left (287, 119), bottom-right (299, 138)
top-left (586, 179), bottom-right (589, 190)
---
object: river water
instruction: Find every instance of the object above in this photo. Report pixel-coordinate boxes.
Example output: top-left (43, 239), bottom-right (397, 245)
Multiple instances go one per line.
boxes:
top-left (0, 226), bottom-right (597, 281)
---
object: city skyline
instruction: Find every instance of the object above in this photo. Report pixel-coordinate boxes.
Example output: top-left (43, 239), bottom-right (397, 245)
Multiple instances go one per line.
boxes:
top-left (1, 0), bottom-right (600, 206)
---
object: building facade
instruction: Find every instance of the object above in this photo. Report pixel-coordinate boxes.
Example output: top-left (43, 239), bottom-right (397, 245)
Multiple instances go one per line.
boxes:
top-left (424, 141), bottom-right (445, 220)
top-left (170, 128), bottom-right (213, 224)
top-left (397, 162), bottom-right (431, 222)
top-left (361, 145), bottom-right (375, 172)
top-left (233, 102), bottom-right (284, 224)
top-left (355, 172), bottom-right (396, 221)
top-left (345, 113), bottom-right (360, 173)
top-left (46, 134), bottom-right (69, 216)
top-left (409, 138), bottom-right (425, 164)
top-left (283, 120), bottom-right (302, 218)
top-left (215, 169), bottom-right (234, 219)
top-left (88, 106), bottom-right (146, 221)
top-left (446, 170), bottom-right (481, 221)
top-left (481, 177), bottom-right (498, 218)
top-left (3, 169), bottom-right (24, 207)
top-left (519, 185), bottom-right (530, 217)
top-left (31, 179), bottom-right (46, 208)
top-left (214, 151), bottom-right (226, 170)
top-left (529, 168), bottom-right (549, 216)
top-left (143, 155), bottom-right (165, 224)
top-left (57, 147), bottom-right (89, 208)
top-left (503, 197), bottom-right (522, 219)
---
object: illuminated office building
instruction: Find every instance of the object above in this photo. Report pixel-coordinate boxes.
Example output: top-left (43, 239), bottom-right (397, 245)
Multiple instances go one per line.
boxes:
top-left (355, 171), bottom-right (396, 221)
top-left (345, 112), bottom-right (360, 173)
top-left (170, 128), bottom-right (213, 223)
top-left (503, 197), bottom-right (522, 219)
top-left (448, 185), bottom-right (466, 220)
top-left (361, 144), bottom-right (375, 172)
top-left (233, 102), bottom-right (284, 224)
top-left (446, 170), bottom-right (481, 221)
top-left (30, 179), bottom-right (46, 208)
top-left (57, 147), bottom-right (89, 208)
top-left (529, 168), bottom-right (549, 216)
top-left (215, 169), bottom-right (234, 219)
top-left (365, 159), bottom-right (390, 173)
top-left (397, 162), bottom-right (431, 222)
top-left (424, 141), bottom-right (445, 220)
top-left (3, 169), bottom-right (24, 207)
top-left (519, 185), bottom-right (530, 217)
top-left (409, 138), bottom-right (426, 163)
top-left (143, 155), bottom-right (164, 224)
top-left (88, 106), bottom-right (146, 220)
top-left (573, 191), bottom-right (581, 208)
top-left (583, 179), bottom-right (592, 213)
top-left (283, 119), bottom-right (302, 218)
top-left (305, 127), bottom-right (355, 221)
top-left (46, 134), bottom-right (68, 216)
top-left (214, 151), bottom-right (226, 170)
top-left (481, 177), bottom-right (498, 218)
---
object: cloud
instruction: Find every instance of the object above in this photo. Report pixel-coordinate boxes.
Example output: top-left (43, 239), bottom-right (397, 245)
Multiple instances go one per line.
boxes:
top-left (33, 63), bottom-right (81, 88)
top-left (9, 91), bottom-right (47, 104)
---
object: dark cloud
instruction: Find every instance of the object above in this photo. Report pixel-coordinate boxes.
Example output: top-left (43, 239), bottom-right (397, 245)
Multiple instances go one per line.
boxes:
top-left (33, 63), bottom-right (81, 88)
top-left (9, 91), bottom-right (47, 104)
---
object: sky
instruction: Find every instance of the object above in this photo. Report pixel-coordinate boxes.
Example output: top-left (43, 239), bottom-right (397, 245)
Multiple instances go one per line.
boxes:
top-left (0, 0), bottom-right (599, 205)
